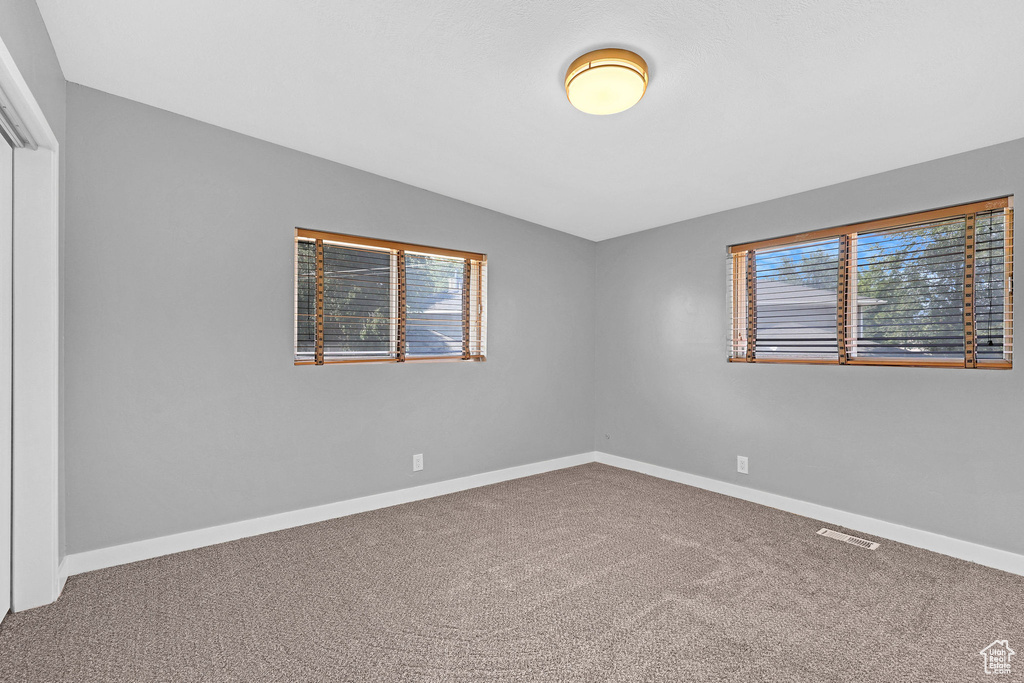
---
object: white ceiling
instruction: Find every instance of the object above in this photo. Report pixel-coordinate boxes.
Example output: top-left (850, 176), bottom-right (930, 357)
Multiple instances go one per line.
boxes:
top-left (36, 0), bottom-right (1024, 241)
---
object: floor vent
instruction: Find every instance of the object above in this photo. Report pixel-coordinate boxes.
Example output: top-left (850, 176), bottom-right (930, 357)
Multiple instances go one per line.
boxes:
top-left (817, 528), bottom-right (880, 550)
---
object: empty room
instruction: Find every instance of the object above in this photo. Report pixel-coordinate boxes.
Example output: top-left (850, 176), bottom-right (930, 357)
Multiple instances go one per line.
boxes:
top-left (1, 1), bottom-right (1023, 681)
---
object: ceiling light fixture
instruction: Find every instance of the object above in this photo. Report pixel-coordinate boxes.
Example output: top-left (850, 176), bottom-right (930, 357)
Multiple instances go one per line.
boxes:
top-left (565, 48), bottom-right (649, 115)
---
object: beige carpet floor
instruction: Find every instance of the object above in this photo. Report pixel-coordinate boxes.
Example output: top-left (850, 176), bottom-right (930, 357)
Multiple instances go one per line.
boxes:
top-left (1, 463), bottom-right (1022, 682)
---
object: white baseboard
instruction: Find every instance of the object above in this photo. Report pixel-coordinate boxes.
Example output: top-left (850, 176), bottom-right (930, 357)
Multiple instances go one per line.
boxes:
top-left (595, 452), bottom-right (1024, 577)
top-left (64, 449), bottom-right (1024, 580)
top-left (56, 557), bottom-right (68, 597)
top-left (65, 452), bottom-right (597, 577)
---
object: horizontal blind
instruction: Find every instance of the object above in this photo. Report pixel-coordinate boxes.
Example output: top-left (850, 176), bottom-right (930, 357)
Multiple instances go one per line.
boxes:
top-left (728, 252), bottom-right (748, 359)
top-left (852, 218), bottom-right (965, 360)
top-left (405, 253), bottom-right (466, 358)
top-left (295, 240), bottom-right (317, 362)
top-left (468, 258), bottom-right (487, 358)
top-left (727, 197), bottom-right (1013, 368)
top-left (753, 238), bottom-right (840, 361)
top-left (975, 208), bottom-right (1013, 364)
top-left (322, 242), bottom-right (396, 361)
top-left (295, 231), bottom-right (487, 365)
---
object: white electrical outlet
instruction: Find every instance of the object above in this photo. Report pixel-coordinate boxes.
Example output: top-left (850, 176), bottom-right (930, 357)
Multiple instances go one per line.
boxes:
top-left (737, 456), bottom-right (748, 474)
top-left (412, 453), bottom-right (424, 472)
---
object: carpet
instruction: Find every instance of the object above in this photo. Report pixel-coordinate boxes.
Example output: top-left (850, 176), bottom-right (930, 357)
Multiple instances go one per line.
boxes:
top-left (1, 463), bottom-right (1021, 682)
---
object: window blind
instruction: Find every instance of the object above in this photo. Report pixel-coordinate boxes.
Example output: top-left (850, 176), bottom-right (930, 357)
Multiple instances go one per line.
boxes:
top-left (322, 243), bottom-right (395, 361)
top-left (728, 198), bottom-right (1013, 369)
top-left (405, 253), bottom-right (466, 358)
top-left (751, 238), bottom-right (841, 361)
top-left (976, 209), bottom-right (1011, 361)
top-left (295, 229), bottom-right (486, 365)
top-left (852, 218), bottom-right (965, 360)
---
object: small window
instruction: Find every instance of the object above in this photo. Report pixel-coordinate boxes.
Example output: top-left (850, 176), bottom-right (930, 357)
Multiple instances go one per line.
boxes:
top-left (295, 229), bottom-right (486, 365)
top-left (728, 198), bottom-right (1013, 369)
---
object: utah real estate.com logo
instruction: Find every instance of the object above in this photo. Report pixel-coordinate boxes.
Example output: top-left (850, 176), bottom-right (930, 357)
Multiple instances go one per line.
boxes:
top-left (980, 640), bottom-right (1015, 675)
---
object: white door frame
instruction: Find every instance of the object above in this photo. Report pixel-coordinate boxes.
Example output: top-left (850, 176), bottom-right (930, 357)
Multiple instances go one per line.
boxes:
top-left (0, 37), bottom-right (62, 611)
top-left (0, 130), bottom-right (12, 622)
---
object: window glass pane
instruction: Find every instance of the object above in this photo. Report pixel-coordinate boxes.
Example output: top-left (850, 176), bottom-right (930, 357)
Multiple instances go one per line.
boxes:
top-left (405, 253), bottom-right (464, 357)
top-left (323, 244), bottom-right (394, 359)
top-left (854, 219), bottom-right (965, 359)
top-left (754, 239), bottom-right (840, 360)
top-left (296, 240), bottom-right (317, 361)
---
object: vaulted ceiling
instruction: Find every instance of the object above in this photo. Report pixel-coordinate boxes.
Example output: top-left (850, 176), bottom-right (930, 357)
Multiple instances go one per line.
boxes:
top-left (37, 0), bottom-right (1024, 240)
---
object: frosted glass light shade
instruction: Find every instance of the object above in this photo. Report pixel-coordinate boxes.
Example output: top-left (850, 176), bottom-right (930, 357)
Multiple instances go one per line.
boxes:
top-left (565, 49), bottom-right (649, 115)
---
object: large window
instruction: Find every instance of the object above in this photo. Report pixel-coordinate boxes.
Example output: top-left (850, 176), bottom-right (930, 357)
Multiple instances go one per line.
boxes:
top-left (728, 198), bottom-right (1013, 368)
top-left (295, 229), bottom-right (486, 365)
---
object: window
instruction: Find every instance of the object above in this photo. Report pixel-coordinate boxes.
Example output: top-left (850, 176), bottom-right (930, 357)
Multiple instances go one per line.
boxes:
top-left (728, 197), bottom-right (1013, 368)
top-left (295, 229), bottom-right (486, 364)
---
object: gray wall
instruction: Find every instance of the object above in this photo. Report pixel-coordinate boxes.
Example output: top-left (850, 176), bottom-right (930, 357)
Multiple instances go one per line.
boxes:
top-left (595, 137), bottom-right (1024, 555)
top-left (65, 84), bottom-right (596, 554)
top-left (60, 79), bottom-right (1024, 558)
top-left (0, 0), bottom-right (67, 558)
top-left (0, 1), bottom-right (64, 135)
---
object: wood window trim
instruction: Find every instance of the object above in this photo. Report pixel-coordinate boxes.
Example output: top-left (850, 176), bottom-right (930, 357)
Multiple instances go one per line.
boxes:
top-left (728, 198), bottom-right (1014, 370)
top-left (313, 238), bottom-right (325, 365)
top-left (963, 213), bottom-right (977, 368)
top-left (728, 197), bottom-right (1011, 254)
top-left (726, 357), bottom-right (1013, 369)
top-left (296, 227), bottom-right (486, 261)
top-left (295, 356), bottom-right (486, 366)
top-left (295, 228), bottom-right (487, 366)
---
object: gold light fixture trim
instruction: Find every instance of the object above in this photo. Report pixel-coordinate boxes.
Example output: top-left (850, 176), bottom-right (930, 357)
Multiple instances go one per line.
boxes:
top-left (565, 48), bottom-right (649, 115)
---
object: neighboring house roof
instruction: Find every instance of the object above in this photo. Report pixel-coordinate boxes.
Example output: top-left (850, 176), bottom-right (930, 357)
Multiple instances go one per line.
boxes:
top-left (758, 323), bottom-right (836, 339)
top-left (755, 283), bottom-right (884, 353)
top-left (756, 281), bottom-right (885, 306)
